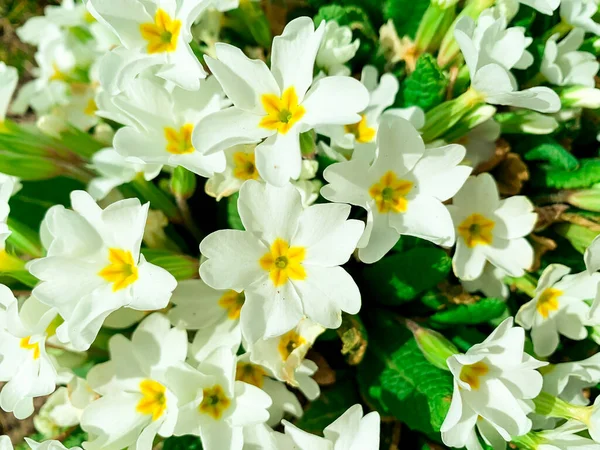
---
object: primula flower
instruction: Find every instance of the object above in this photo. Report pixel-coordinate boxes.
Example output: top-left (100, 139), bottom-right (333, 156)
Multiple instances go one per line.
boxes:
top-left (282, 404), bottom-right (381, 450)
top-left (193, 17), bottom-right (369, 186)
top-left (541, 28), bottom-right (600, 87)
top-left (461, 264), bottom-right (509, 300)
top-left (455, 13), bottom-right (560, 113)
top-left (28, 191), bottom-right (177, 351)
top-left (447, 173), bottom-right (537, 280)
top-left (169, 279), bottom-right (243, 361)
top-left (318, 65), bottom-right (424, 161)
top-left (0, 287), bottom-right (58, 419)
top-left (542, 353), bottom-right (600, 405)
top-left (0, 436), bottom-right (81, 450)
top-left (516, 264), bottom-right (600, 357)
top-left (441, 317), bottom-right (546, 449)
top-left (168, 347), bottom-right (272, 450)
top-left (322, 116), bottom-right (471, 264)
top-left (504, 0), bottom-right (560, 15)
top-left (87, 0), bottom-right (211, 91)
top-left (112, 76), bottom-right (226, 177)
top-left (0, 63), bottom-right (18, 124)
top-left (315, 21), bottom-right (360, 76)
top-left (560, 0), bottom-right (600, 35)
top-left (199, 180), bottom-right (364, 342)
top-left (81, 314), bottom-right (186, 450)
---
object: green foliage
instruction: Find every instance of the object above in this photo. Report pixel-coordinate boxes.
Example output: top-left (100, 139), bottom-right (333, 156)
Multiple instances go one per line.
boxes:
top-left (402, 54), bottom-right (448, 112)
top-left (295, 374), bottom-right (361, 434)
top-left (383, 0), bottom-right (429, 38)
top-left (531, 159), bottom-right (600, 189)
top-left (141, 249), bottom-right (200, 281)
top-left (162, 436), bottom-right (203, 450)
top-left (363, 247), bottom-right (452, 305)
top-left (430, 298), bottom-right (507, 326)
top-left (170, 167), bottom-right (197, 200)
top-left (358, 310), bottom-right (453, 434)
top-left (227, 193), bottom-right (244, 230)
top-left (63, 428), bottom-right (88, 448)
top-left (520, 136), bottom-right (579, 171)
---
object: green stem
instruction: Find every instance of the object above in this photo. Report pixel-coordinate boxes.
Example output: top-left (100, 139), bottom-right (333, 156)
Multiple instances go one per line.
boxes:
top-left (130, 175), bottom-right (183, 223)
top-left (543, 20), bottom-right (573, 40)
top-left (7, 217), bottom-right (44, 258)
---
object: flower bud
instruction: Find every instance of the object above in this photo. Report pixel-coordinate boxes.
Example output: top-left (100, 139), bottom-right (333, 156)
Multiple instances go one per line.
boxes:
top-left (415, 2), bottom-right (457, 54)
top-left (567, 189), bottom-right (600, 212)
top-left (495, 110), bottom-right (559, 135)
top-left (555, 223), bottom-right (600, 254)
top-left (406, 319), bottom-right (459, 370)
top-left (170, 166), bottom-right (197, 200)
top-left (560, 86), bottom-right (600, 109)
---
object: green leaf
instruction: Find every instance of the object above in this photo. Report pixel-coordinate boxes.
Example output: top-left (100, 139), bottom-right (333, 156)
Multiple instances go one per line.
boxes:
top-left (227, 192), bottom-right (244, 230)
top-left (531, 159), bottom-right (600, 189)
top-left (384, 0), bottom-right (429, 38)
top-left (429, 298), bottom-right (507, 325)
top-left (295, 374), bottom-right (360, 434)
top-left (162, 436), bottom-right (203, 450)
top-left (314, 4), bottom-right (377, 41)
top-left (358, 310), bottom-right (453, 433)
top-left (63, 427), bottom-right (88, 448)
top-left (402, 54), bottom-right (448, 111)
top-left (521, 136), bottom-right (579, 171)
top-left (363, 247), bottom-right (452, 305)
top-left (554, 223), bottom-right (600, 254)
top-left (141, 249), bottom-right (199, 281)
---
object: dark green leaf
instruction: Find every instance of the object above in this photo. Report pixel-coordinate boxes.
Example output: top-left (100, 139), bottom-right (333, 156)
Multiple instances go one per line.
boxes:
top-left (163, 435), bottom-right (203, 450)
top-left (430, 298), bottom-right (507, 325)
top-left (384, 0), bottom-right (429, 38)
top-left (521, 136), bottom-right (579, 171)
top-left (531, 159), bottom-right (600, 189)
top-left (402, 54), bottom-right (448, 111)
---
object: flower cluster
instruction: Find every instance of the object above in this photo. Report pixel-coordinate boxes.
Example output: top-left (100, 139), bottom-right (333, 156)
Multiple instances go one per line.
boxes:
top-left (0, 0), bottom-right (598, 448)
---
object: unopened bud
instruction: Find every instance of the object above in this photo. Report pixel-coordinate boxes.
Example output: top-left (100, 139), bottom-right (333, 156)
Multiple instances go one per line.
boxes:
top-left (560, 86), bottom-right (600, 109)
top-left (495, 111), bottom-right (559, 135)
top-left (406, 319), bottom-right (458, 370)
top-left (170, 166), bottom-right (197, 200)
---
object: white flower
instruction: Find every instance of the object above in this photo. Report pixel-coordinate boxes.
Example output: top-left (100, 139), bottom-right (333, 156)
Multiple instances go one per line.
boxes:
top-left (536, 421), bottom-right (600, 450)
top-left (199, 180), bottom-right (364, 343)
top-left (87, 0), bottom-right (211, 92)
top-left (169, 279), bottom-right (243, 362)
top-left (112, 75), bottom-right (226, 177)
top-left (322, 116), bottom-right (471, 264)
top-left (441, 317), bottom-right (546, 450)
top-left (0, 288), bottom-right (58, 419)
top-left (542, 28), bottom-right (600, 87)
top-left (0, 63), bottom-right (18, 123)
top-left (455, 13), bottom-right (560, 113)
top-left (585, 233), bottom-right (600, 274)
top-left (193, 17), bottom-right (369, 186)
top-left (34, 377), bottom-right (96, 435)
top-left (459, 119), bottom-right (501, 168)
top-left (283, 404), bottom-right (381, 450)
top-left (248, 318), bottom-right (323, 389)
top-left (88, 148), bottom-right (162, 201)
top-left (501, 0), bottom-right (560, 16)
top-left (561, 86), bottom-right (600, 108)
top-left (234, 354), bottom-right (305, 427)
top-left (461, 264), bottom-right (509, 300)
top-left (1, 437), bottom-right (82, 450)
top-left (168, 347), bottom-right (272, 450)
top-left (315, 21), bottom-right (360, 76)
top-left (542, 354), bottom-right (600, 405)
top-left (318, 65), bottom-right (424, 159)
top-left (561, 0), bottom-right (600, 35)
top-left (448, 173), bottom-right (537, 280)
top-left (82, 314), bottom-right (186, 450)
top-left (28, 190), bottom-right (177, 351)
top-left (516, 264), bottom-right (600, 357)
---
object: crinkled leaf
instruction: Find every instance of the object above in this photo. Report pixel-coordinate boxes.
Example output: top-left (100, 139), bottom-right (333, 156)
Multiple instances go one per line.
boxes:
top-left (402, 54), bottom-right (448, 111)
top-left (531, 159), bottom-right (600, 189)
top-left (430, 298), bottom-right (507, 326)
top-left (521, 136), bottom-right (579, 171)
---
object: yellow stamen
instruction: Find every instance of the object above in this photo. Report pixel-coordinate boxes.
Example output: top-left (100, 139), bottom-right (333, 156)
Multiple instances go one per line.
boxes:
top-left (232, 152), bottom-right (259, 181)
top-left (344, 114), bottom-right (376, 143)
top-left (259, 87), bottom-right (306, 135)
top-left (84, 98), bottom-right (97, 116)
top-left (277, 330), bottom-right (306, 361)
top-left (199, 385), bottom-right (231, 420)
top-left (457, 213), bottom-right (495, 248)
top-left (136, 380), bottom-right (167, 421)
top-left (459, 361), bottom-right (489, 390)
top-left (218, 290), bottom-right (245, 320)
top-left (98, 248), bottom-right (139, 292)
top-left (259, 238), bottom-right (306, 287)
top-left (140, 9), bottom-right (181, 54)
top-left (368, 171), bottom-right (413, 213)
top-left (536, 288), bottom-right (562, 319)
top-left (164, 124), bottom-right (195, 155)
top-left (20, 337), bottom-right (40, 360)
top-left (235, 362), bottom-right (266, 388)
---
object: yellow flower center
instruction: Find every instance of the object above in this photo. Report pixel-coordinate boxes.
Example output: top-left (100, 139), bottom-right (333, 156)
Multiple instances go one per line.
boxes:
top-left (259, 87), bottom-right (306, 135)
top-left (84, 98), bottom-right (97, 116)
top-left (369, 171), bottom-right (413, 214)
top-left (459, 361), bottom-right (489, 390)
top-left (259, 238), bottom-right (306, 287)
top-left (20, 337), bottom-right (40, 360)
top-left (140, 9), bottom-right (181, 54)
top-left (98, 248), bottom-right (139, 292)
top-left (278, 330), bottom-right (306, 361)
top-left (199, 384), bottom-right (231, 420)
top-left (457, 213), bottom-right (496, 248)
top-left (49, 63), bottom-right (69, 82)
top-left (235, 362), bottom-right (266, 388)
top-left (84, 11), bottom-right (96, 24)
top-left (164, 124), bottom-right (195, 155)
top-left (136, 380), bottom-right (167, 421)
top-left (232, 152), bottom-right (259, 181)
top-left (536, 287), bottom-right (562, 319)
top-left (344, 114), bottom-right (376, 143)
top-left (218, 290), bottom-right (245, 320)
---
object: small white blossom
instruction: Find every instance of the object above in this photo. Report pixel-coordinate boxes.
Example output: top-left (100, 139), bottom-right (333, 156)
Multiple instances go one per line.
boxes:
top-left (543, 354), bottom-right (600, 405)
top-left (536, 421), bottom-right (600, 449)
top-left (448, 173), bottom-right (537, 280)
top-left (441, 318), bottom-right (546, 450)
top-left (0, 63), bottom-right (18, 123)
top-left (561, 0), bottom-right (600, 35)
top-left (315, 21), bottom-right (360, 76)
top-left (461, 264), bottom-right (509, 300)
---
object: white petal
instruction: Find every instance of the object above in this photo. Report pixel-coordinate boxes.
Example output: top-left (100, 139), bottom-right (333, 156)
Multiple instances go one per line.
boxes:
top-left (255, 132), bottom-right (302, 186)
top-left (484, 237), bottom-right (534, 277)
top-left (321, 158), bottom-right (372, 208)
top-left (357, 211), bottom-right (399, 264)
top-left (453, 241), bottom-right (486, 281)
top-left (493, 196), bottom-right (537, 240)
top-left (370, 116), bottom-right (425, 176)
